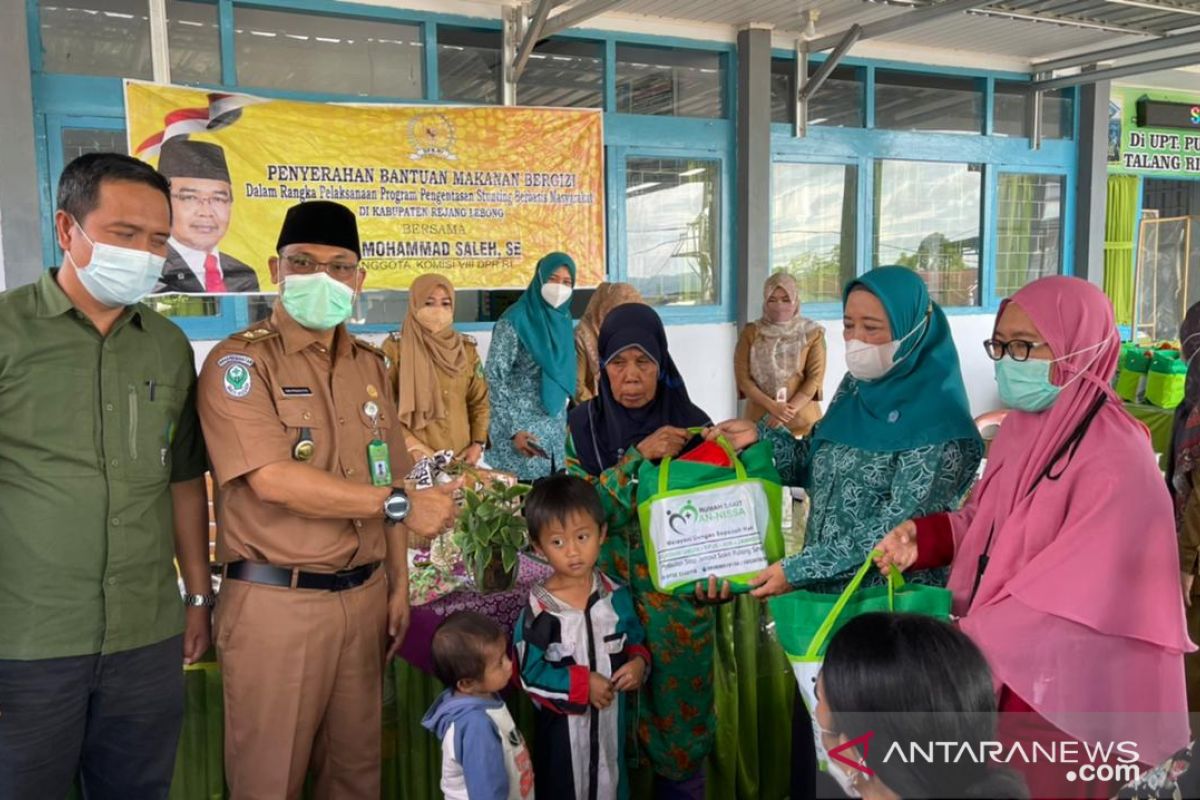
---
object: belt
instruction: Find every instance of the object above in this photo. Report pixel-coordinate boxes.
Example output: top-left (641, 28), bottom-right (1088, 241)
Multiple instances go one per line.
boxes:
top-left (223, 561), bottom-right (380, 592)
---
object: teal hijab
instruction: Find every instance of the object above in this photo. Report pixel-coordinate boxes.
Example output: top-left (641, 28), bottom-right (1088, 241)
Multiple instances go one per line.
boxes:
top-left (813, 266), bottom-right (979, 453)
top-left (502, 252), bottom-right (578, 414)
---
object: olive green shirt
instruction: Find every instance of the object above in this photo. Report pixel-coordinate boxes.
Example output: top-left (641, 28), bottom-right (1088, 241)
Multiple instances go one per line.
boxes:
top-left (0, 270), bottom-right (207, 659)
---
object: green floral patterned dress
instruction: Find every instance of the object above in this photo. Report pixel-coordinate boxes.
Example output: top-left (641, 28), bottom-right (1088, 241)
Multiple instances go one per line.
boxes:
top-left (760, 421), bottom-right (983, 594)
top-left (565, 434), bottom-right (715, 782)
top-left (484, 317), bottom-right (568, 481)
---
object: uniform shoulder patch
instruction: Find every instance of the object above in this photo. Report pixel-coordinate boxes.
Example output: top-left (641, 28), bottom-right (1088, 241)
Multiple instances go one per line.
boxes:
top-left (462, 334), bottom-right (478, 347)
top-left (389, 331), bottom-right (403, 341)
top-left (231, 327), bottom-right (280, 344)
top-left (353, 337), bottom-right (389, 361)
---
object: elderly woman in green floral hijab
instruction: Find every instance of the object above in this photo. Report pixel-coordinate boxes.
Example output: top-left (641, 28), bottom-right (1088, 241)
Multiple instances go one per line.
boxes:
top-left (711, 266), bottom-right (983, 797)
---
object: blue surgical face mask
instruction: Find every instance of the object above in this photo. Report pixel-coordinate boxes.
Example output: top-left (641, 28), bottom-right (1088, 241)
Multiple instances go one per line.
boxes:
top-left (68, 219), bottom-right (165, 308)
top-left (994, 340), bottom-right (1106, 412)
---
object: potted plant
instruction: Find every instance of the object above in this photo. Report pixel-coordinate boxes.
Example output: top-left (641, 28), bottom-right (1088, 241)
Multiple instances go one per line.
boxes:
top-left (451, 476), bottom-right (531, 594)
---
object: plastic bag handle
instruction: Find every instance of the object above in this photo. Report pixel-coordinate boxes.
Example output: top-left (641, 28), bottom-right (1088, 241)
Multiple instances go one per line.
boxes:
top-left (803, 549), bottom-right (904, 658)
top-left (657, 427), bottom-right (747, 495)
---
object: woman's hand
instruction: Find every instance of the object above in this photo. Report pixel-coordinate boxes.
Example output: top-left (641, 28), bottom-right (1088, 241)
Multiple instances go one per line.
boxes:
top-left (874, 520), bottom-right (918, 575)
top-left (457, 443), bottom-right (484, 466)
top-left (705, 419), bottom-right (759, 450)
top-left (748, 562), bottom-right (791, 599)
top-left (512, 431), bottom-right (541, 459)
top-left (611, 656), bottom-right (648, 692)
top-left (1183, 572), bottom-right (1195, 609)
top-left (694, 575), bottom-right (733, 604)
top-left (771, 400), bottom-right (798, 424)
top-left (636, 426), bottom-right (690, 461)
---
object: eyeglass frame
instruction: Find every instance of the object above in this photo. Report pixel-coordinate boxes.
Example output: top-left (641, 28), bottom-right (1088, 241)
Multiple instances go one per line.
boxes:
top-left (170, 191), bottom-right (233, 208)
top-left (280, 253), bottom-right (362, 280)
top-left (982, 338), bottom-right (1050, 362)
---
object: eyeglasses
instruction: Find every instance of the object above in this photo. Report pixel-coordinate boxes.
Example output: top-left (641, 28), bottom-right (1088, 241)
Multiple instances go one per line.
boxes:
top-left (983, 339), bottom-right (1048, 362)
top-left (171, 192), bottom-right (232, 209)
top-left (283, 255), bottom-right (360, 279)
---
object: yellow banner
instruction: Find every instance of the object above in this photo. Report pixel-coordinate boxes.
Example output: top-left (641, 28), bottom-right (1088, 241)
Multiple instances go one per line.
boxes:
top-left (124, 81), bottom-right (605, 292)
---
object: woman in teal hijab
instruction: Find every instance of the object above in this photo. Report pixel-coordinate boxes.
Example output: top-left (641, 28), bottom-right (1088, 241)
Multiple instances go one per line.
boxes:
top-left (712, 267), bottom-right (981, 797)
top-left (711, 266), bottom-right (982, 796)
top-left (715, 266), bottom-right (981, 595)
top-left (484, 252), bottom-right (577, 480)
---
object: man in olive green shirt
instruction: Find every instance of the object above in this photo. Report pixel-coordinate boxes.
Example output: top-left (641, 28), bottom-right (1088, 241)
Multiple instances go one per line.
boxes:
top-left (0, 153), bottom-right (211, 799)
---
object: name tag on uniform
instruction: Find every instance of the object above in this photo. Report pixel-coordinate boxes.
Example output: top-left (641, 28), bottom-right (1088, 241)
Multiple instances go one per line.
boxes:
top-left (282, 386), bottom-right (313, 396)
top-left (368, 439), bottom-right (392, 487)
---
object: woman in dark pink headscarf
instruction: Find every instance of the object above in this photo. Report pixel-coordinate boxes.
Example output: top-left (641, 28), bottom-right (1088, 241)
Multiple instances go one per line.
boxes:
top-left (876, 276), bottom-right (1193, 798)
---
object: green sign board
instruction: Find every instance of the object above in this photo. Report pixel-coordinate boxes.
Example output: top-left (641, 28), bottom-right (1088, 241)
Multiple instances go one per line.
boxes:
top-left (1108, 86), bottom-right (1200, 178)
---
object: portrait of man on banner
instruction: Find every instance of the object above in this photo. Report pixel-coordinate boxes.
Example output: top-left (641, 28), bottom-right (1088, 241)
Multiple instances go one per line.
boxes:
top-left (155, 138), bottom-right (260, 294)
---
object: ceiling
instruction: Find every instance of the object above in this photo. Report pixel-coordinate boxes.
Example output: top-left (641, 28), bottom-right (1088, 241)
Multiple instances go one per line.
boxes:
top-left (441, 0), bottom-right (1200, 72)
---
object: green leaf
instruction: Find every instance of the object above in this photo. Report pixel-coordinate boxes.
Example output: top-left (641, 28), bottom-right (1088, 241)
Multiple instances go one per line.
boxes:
top-left (501, 545), bottom-right (517, 573)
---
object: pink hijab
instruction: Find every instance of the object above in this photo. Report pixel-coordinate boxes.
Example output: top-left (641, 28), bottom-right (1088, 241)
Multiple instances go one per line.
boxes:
top-left (947, 276), bottom-right (1193, 763)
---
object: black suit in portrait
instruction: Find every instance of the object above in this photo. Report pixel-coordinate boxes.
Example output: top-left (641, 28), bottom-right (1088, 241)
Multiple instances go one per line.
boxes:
top-left (155, 245), bottom-right (261, 294)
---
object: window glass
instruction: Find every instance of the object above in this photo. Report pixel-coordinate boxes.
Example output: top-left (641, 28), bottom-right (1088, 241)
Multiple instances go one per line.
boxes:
top-left (874, 160), bottom-right (982, 307)
top-left (771, 162), bottom-right (857, 304)
top-left (166, 0), bottom-right (220, 85)
top-left (996, 173), bottom-right (1063, 298)
top-left (626, 157), bottom-right (720, 306)
top-left (993, 84), bottom-right (1073, 140)
top-left (520, 39), bottom-right (604, 109)
top-left (39, 0), bottom-right (152, 78)
top-left (770, 58), bottom-right (864, 128)
top-left (875, 71), bottom-right (982, 134)
top-left (235, 7), bottom-right (423, 97)
top-left (616, 45), bottom-right (724, 118)
top-left (438, 26), bottom-right (501, 104)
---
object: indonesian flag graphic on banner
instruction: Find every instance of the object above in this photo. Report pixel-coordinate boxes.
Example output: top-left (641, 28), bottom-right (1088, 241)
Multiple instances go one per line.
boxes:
top-left (134, 92), bottom-right (265, 157)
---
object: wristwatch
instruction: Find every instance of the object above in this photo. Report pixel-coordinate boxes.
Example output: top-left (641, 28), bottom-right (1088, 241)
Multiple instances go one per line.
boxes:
top-left (184, 593), bottom-right (216, 608)
top-left (384, 487), bottom-right (411, 525)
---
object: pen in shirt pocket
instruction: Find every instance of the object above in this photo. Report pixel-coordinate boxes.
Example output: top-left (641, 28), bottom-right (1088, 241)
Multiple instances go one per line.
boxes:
top-left (146, 379), bottom-right (156, 402)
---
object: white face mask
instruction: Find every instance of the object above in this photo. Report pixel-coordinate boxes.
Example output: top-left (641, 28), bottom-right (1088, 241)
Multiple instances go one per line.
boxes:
top-left (541, 282), bottom-right (572, 309)
top-left (68, 220), bottom-right (165, 308)
top-left (844, 312), bottom-right (929, 382)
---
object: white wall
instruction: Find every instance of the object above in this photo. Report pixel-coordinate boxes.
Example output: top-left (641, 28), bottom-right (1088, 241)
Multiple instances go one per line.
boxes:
top-left (188, 314), bottom-right (1000, 424)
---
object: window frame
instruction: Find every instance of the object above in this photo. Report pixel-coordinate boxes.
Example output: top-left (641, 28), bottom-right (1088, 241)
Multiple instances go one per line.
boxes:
top-left (29, 0), bottom-right (740, 338)
top-left (769, 50), bottom-right (1078, 317)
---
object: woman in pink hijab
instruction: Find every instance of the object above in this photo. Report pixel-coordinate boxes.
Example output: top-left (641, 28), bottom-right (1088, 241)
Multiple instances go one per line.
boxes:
top-left (877, 276), bottom-right (1193, 798)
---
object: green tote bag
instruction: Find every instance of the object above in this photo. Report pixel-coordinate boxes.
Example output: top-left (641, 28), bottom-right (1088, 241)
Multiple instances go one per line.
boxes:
top-left (636, 430), bottom-right (784, 596)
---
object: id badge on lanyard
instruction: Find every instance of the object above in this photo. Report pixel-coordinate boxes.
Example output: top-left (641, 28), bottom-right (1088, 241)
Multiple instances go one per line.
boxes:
top-left (363, 400), bottom-right (392, 487)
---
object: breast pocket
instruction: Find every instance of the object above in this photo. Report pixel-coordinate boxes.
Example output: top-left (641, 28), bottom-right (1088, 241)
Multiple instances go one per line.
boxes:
top-left (279, 400), bottom-right (325, 465)
top-left (128, 382), bottom-right (183, 476)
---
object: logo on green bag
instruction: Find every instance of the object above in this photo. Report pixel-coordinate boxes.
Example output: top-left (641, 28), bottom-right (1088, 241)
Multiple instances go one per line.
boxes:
top-left (667, 501), bottom-right (699, 534)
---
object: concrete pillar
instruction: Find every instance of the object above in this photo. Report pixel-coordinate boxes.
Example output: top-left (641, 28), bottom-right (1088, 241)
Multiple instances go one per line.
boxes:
top-left (736, 25), bottom-right (773, 326)
top-left (1073, 80), bottom-right (1110, 287)
top-left (0, 0), bottom-right (43, 290)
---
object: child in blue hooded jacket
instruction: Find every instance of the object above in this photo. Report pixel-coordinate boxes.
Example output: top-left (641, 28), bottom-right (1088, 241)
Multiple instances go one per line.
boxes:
top-left (423, 611), bottom-right (535, 800)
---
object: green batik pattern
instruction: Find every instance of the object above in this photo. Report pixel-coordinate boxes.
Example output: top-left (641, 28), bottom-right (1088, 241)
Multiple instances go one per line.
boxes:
top-left (758, 422), bottom-right (982, 595)
top-left (566, 435), bottom-right (716, 782)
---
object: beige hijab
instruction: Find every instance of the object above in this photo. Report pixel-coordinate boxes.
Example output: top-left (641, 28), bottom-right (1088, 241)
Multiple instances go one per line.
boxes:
top-left (575, 282), bottom-right (644, 393)
top-left (750, 272), bottom-right (822, 395)
top-left (396, 273), bottom-right (468, 431)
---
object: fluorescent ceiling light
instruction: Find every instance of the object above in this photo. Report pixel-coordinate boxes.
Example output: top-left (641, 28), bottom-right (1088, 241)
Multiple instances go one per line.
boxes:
top-left (679, 167), bottom-right (706, 176)
top-left (627, 182), bottom-right (660, 193)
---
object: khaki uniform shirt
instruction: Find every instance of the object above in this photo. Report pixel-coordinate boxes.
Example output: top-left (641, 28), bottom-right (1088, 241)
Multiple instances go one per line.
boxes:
top-left (381, 333), bottom-right (489, 458)
top-left (197, 304), bottom-right (412, 572)
top-left (0, 270), bottom-right (207, 659)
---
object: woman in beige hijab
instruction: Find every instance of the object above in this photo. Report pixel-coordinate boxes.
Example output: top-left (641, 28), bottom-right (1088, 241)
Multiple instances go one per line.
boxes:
top-left (734, 272), bottom-right (826, 435)
top-left (574, 281), bottom-right (644, 403)
top-left (382, 273), bottom-right (490, 464)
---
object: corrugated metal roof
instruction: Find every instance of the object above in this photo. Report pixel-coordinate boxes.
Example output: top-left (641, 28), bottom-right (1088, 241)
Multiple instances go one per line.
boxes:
top-left (546, 0), bottom-right (1200, 63)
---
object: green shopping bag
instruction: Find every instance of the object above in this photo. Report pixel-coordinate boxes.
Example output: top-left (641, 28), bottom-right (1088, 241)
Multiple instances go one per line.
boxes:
top-left (1115, 344), bottom-right (1152, 402)
top-left (636, 429), bottom-right (784, 596)
top-left (768, 550), bottom-right (952, 784)
top-left (1145, 349), bottom-right (1187, 409)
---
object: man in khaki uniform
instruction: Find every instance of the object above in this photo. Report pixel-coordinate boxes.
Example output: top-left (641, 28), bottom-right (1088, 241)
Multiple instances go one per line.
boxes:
top-left (197, 201), bottom-right (459, 799)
